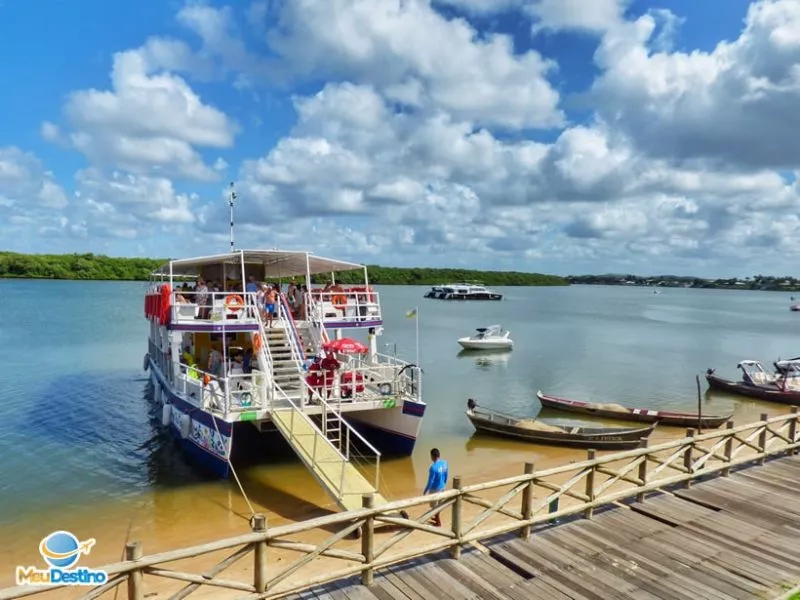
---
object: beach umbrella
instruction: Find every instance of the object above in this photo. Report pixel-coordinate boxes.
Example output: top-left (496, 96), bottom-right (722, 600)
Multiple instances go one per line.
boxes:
top-left (323, 337), bottom-right (369, 354)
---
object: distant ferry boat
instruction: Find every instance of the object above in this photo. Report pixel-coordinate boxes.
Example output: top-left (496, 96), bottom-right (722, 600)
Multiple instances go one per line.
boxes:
top-left (143, 249), bottom-right (425, 511)
top-left (424, 283), bottom-right (502, 300)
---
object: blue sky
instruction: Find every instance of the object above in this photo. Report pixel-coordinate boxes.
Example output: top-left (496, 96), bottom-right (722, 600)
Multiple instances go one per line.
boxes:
top-left (1, 0), bottom-right (799, 277)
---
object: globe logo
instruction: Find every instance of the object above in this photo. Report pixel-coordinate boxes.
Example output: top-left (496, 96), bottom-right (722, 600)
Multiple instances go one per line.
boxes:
top-left (38, 531), bottom-right (95, 569)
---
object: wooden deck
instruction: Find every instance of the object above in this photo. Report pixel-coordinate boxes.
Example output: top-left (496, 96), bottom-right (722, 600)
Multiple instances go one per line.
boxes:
top-left (285, 455), bottom-right (800, 600)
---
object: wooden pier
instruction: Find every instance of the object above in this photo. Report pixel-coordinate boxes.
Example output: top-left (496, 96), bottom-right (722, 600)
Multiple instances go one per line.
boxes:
top-left (2, 410), bottom-right (799, 600)
top-left (289, 454), bottom-right (800, 600)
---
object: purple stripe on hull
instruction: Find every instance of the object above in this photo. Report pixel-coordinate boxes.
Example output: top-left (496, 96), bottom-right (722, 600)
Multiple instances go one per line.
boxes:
top-left (323, 320), bottom-right (383, 329)
top-left (169, 323), bottom-right (259, 332)
top-left (349, 421), bottom-right (418, 455)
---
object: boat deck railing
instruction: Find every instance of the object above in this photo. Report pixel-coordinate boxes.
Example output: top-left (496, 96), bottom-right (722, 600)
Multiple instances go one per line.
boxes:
top-left (306, 290), bottom-right (382, 325)
top-left (168, 290), bottom-right (262, 327)
top-left (162, 288), bottom-right (383, 328)
top-left (172, 365), bottom-right (266, 415)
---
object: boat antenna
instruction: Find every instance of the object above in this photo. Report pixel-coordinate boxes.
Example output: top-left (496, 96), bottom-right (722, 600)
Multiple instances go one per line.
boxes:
top-left (228, 181), bottom-right (237, 253)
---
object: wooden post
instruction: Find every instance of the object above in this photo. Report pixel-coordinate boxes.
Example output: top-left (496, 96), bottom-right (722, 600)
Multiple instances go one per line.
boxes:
top-left (519, 463), bottom-right (535, 539)
top-left (584, 450), bottom-right (596, 519)
top-left (636, 438), bottom-right (648, 503)
top-left (758, 413), bottom-right (768, 465)
top-left (450, 476), bottom-right (463, 559)
top-left (684, 429), bottom-right (694, 488)
top-left (361, 494), bottom-right (375, 585)
top-left (252, 513), bottom-right (268, 593)
top-left (695, 374), bottom-right (702, 434)
top-left (790, 408), bottom-right (799, 456)
top-left (722, 421), bottom-right (734, 476)
top-left (125, 542), bottom-right (143, 600)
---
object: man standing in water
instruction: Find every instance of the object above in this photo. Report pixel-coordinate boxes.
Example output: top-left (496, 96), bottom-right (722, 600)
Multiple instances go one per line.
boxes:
top-left (423, 448), bottom-right (448, 527)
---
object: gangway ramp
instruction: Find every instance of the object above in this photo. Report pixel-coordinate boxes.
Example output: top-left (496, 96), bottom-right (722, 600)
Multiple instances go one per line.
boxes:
top-left (271, 402), bottom-right (388, 512)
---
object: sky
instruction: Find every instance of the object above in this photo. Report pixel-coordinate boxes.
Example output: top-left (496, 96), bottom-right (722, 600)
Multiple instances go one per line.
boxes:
top-left (1, 0), bottom-right (799, 277)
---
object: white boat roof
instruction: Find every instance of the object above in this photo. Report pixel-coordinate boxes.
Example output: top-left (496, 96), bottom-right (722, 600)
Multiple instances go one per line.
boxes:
top-left (153, 250), bottom-right (365, 278)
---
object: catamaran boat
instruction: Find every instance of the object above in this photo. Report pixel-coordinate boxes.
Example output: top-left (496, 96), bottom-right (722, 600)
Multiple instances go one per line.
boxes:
top-left (457, 325), bottom-right (513, 351)
top-left (143, 249), bottom-right (426, 511)
top-left (424, 283), bottom-right (502, 300)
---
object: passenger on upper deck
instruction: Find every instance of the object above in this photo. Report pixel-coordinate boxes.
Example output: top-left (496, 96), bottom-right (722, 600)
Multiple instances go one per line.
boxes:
top-left (246, 275), bottom-right (258, 294)
top-left (287, 281), bottom-right (298, 316)
top-left (196, 279), bottom-right (210, 319)
top-left (296, 284), bottom-right (308, 320)
top-left (264, 284), bottom-right (278, 329)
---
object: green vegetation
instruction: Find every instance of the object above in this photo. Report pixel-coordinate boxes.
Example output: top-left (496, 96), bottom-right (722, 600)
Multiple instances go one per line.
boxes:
top-left (0, 252), bottom-right (163, 281)
top-left (0, 251), bottom-right (569, 286)
top-left (568, 273), bottom-right (800, 292)
top-left (322, 265), bottom-right (568, 286)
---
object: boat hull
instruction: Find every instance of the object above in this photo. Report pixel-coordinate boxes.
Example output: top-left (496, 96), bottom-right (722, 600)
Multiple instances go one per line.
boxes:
top-left (149, 358), bottom-right (233, 478)
top-left (536, 391), bottom-right (732, 428)
top-left (466, 411), bottom-right (654, 450)
top-left (345, 400), bottom-right (426, 455)
top-left (705, 373), bottom-right (800, 405)
top-left (434, 294), bottom-right (502, 300)
top-left (457, 339), bottom-right (513, 351)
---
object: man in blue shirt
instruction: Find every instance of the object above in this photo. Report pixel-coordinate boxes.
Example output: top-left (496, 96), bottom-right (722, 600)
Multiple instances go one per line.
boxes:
top-left (423, 448), bottom-right (448, 527)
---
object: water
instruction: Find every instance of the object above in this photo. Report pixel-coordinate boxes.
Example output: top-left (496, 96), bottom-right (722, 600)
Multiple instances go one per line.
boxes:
top-left (1, 280), bottom-right (798, 576)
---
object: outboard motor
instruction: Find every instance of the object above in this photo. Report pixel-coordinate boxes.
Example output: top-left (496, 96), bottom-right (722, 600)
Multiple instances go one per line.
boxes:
top-left (467, 398), bottom-right (477, 410)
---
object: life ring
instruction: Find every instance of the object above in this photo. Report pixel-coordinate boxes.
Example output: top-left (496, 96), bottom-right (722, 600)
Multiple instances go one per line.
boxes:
top-left (332, 294), bottom-right (347, 310)
top-left (225, 294), bottom-right (245, 312)
top-left (253, 332), bottom-right (263, 353)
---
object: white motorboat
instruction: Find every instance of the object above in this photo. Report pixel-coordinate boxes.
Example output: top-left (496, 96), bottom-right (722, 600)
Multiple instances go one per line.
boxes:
top-left (457, 325), bottom-right (513, 350)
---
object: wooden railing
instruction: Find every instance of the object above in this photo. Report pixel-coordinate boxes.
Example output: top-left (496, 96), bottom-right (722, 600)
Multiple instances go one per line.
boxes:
top-left (2, 409), bottom-right (798, 600)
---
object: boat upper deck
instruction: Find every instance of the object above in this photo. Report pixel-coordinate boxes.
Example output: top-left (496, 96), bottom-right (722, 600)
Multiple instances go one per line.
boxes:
top-left (147, 249), bottom-right (383, 330)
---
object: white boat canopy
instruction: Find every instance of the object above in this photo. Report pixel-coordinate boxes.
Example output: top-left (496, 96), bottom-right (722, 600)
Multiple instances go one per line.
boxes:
top-left (153, 250), bottom-right (366, 278)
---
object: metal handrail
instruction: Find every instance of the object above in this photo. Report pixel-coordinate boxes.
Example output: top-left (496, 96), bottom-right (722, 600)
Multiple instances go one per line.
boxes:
top-left (169, 290), bottom-right (261, 322)
top-left (272, 385), bottom-right (350, 496)
top-left (254, 315), bottom-right (276, 407)
top-left (303, 379), bottom-right (382, 463)
top-left (304, 290), bottom-right (381, 324)
top-left (278, 292), bottom-right (306, 362)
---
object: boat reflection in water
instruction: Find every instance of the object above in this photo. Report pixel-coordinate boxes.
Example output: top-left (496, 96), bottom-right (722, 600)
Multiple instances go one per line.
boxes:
top-left (456, 348), bottom-right (511, 370)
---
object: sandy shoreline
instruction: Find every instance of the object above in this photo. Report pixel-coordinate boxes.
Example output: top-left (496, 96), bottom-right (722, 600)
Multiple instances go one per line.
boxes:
top-left (0, 400), bottom-right (790, 598)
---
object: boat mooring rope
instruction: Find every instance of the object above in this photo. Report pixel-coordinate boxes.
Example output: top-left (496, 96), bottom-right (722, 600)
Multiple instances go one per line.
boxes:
top-left (209, 407), bottom-right (257, 521)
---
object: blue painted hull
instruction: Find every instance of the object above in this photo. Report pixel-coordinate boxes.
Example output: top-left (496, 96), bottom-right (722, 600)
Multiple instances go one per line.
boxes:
top-left (350, 421), bottom-right (418, 455)
top-left (149, 359), bottom-right (232, 478)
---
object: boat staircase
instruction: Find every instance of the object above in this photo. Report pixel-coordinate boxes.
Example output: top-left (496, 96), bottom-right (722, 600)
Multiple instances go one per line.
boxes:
top-left (252, 294), bottom-right (387, 512)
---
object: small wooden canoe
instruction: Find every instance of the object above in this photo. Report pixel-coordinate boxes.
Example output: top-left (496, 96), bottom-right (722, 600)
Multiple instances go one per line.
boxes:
top-left (537, 391), bottom-right (732, 428)
top-left (465, 399), bottom-right (655, 450)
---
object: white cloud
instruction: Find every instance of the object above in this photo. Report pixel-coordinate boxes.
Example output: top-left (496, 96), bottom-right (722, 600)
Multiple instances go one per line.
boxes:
top-left (0, 147), bottom-right (68, 210)
top-left (40, 121), bottom-right (62, 143)
top-left (591, 0), bottom-right (800, 170)
top-left (75, 168), bottom-right (197, 227)
top-left (15, 0), bottom-right (800, 275)
top-left (251, 0), bottom-right (564, 129)
top-left (527, 0), bottom-right (627, 35)
top-left (58, 43), bottom-right (236, 181)
top-left (0, 147), bottom-right (72, 247)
